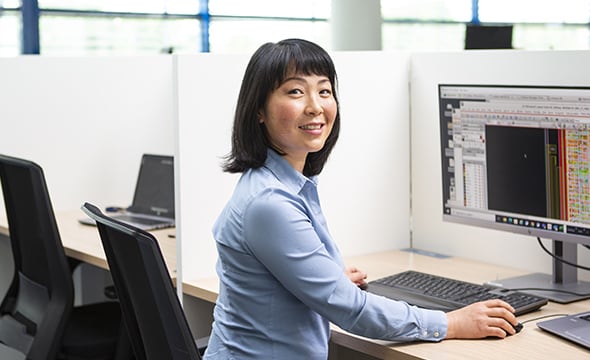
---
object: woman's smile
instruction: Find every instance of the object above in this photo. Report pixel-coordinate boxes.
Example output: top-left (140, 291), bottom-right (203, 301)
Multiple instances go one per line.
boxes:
top-left (259, 73), bottom-right (337, 172)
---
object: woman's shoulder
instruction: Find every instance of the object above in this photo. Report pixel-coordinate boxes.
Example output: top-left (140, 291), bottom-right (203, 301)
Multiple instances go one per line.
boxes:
top-left (241, 166), bottom-right (289, 192)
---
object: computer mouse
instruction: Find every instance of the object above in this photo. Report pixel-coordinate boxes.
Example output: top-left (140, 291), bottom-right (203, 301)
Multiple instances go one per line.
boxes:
top-left (509, 322), bottom-right (523, 335)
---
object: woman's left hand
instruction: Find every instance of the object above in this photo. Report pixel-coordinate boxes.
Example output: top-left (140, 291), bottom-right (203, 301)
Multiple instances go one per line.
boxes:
top-left (345, 266), bottom-right (368, 287)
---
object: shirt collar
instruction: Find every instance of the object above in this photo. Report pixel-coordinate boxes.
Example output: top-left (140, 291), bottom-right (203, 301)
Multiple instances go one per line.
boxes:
top-left (264, 149), bottom-right (318, 193)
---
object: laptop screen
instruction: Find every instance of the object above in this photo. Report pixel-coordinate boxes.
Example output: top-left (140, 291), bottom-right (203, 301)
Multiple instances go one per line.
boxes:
top-left (128, 154), bottom-right (174, 219)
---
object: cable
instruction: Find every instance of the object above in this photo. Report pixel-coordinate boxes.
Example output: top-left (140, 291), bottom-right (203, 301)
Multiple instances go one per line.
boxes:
top-left (520, 313), bottom-right (570, 325)
top-left (485, 238), bottom-right (590, 298)
top-left (502, 286), bottom-right (590, 297)
top-left (536, 237), bottom-right (590, 272)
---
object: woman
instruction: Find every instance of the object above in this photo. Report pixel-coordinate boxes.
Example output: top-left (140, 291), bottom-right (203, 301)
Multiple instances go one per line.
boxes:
top-left (204, 38), bottom-right (518, 359)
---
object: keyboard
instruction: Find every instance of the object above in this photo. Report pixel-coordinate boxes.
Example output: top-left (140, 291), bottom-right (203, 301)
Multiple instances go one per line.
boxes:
top-left (112, 215), bottom-right (165, 225)
top-left (367, 270), bottom-right (548, 316)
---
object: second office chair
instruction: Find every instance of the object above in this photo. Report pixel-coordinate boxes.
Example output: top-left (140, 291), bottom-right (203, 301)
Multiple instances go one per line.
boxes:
top-left (0, 154), bottom-right (132, 360)
top-left (81, 202), bottom-right (208, 360)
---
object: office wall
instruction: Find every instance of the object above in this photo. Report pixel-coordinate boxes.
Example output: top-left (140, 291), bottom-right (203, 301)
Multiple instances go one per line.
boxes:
top-left (410, 50), bottom-right (590, 280)
top-left (175, 51), bottom-right (412, 280)
top-left (0, 56), bottom-right (176, 214)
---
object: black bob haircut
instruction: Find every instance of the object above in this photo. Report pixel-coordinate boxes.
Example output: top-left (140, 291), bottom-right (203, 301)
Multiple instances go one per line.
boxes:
top-left (221, 38), bottom-right (340, 177)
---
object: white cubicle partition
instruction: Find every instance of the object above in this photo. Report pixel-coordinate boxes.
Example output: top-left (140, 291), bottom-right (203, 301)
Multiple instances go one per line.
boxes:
top-left (321, 52), bottom-right (411, 257)
top-left (174, 53), bottom-right (247, 283)
top-left (175, 51), bottom-right (412, 280)
top-left (410, 50), bottom-right (590, 279)
top-left (0, 55), bottom-right (176, 304)
top-left (0, 56), bottom-right (176, 213)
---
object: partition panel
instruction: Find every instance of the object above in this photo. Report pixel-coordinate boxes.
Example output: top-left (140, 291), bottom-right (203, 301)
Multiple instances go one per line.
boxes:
top-left (175, 51), bottom-right (412, 280)
top-left (410, 50), bottom-right (590, 280)
top-left (0, 56), bottom-right (176, 213)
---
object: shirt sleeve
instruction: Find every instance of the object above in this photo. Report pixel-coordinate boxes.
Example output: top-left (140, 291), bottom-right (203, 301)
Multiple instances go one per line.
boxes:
top-left (242, 188), bottom-right (447, 342)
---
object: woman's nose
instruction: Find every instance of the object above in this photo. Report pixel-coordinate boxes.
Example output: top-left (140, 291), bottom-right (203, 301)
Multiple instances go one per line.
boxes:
top-left (305, 95), bottom-right (323, 116)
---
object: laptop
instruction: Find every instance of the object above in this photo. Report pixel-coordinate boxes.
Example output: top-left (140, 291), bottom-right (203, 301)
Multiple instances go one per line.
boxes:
top-left (80, 154), bottom-right (175, 231)
top-left (537, 311), bottom-right (590, 350)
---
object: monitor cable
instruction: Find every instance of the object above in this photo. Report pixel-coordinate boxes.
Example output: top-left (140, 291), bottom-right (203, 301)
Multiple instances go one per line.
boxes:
top-left (498, 237), bottom-right (590, 297)
top-left (537, 237), bottom-right (590, 272)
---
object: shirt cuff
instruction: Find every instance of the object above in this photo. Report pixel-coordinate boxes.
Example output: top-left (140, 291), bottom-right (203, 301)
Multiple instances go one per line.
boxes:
top-left (418, 308), bottom-right (447, 341)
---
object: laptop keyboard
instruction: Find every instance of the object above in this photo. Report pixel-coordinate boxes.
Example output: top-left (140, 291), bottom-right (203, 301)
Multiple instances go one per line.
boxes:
top-left (367, 270), bottom-right (548, 316)
top-left (113, 214), bottom-right (166, 226)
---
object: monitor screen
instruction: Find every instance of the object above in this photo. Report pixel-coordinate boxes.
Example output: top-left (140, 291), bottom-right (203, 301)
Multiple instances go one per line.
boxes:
top-left (130, 154), bottom-right (175, 218)
top-left (438, 84), bottom-right (590, 302)
top-left (464, 25), bottom-right (513, 50)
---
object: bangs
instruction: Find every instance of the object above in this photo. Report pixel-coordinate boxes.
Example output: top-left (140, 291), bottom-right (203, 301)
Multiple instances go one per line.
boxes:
top-left (266, 40), bottom-right (337, 89)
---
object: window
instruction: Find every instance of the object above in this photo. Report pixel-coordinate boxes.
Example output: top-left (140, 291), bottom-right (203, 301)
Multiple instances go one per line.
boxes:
top-left (383, 23), bottom-right (466, 51)
top-left (0, 11), bottom-right (20, 56)
top-left (38, 0), bottom-right (199, 14)
top-left (208, 0), bottom-right (330, 53)
top-left (381, 0), bottom-right (471, 51)
top-left (0, 1), bottom-right (20, 56)
top-left (40, 15), bottom-right (201, 55)
top-left (478, 0), bottom-right (590, 23)
top-left (513, 24), bottom-right (590, 50)
top-left (3, 1), bottom-right (590, 55)
top-left (381, 0), bottom-right (472, 21)
top-left (36, 0), bottom-right (201, 55)
top-left (478, 0), bottom-right (590, 50)
top-left (209, 19), bottom-right (329, 53)
top-left (209, 0), bottom-right (329, 18)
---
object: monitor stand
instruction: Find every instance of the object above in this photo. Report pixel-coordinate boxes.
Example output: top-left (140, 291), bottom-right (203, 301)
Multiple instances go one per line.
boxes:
top-left (485, 240), bottom-right (590, 303)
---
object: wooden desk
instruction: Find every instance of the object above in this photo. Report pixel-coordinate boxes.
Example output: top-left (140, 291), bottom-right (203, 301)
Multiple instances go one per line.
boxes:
top-left (183, 250), bottom-right (590, 360)
top-left (1, 210), bottom-right (177, 277)
top-left (5, 215), bottom-right (587, 359)
top-left (61, 210), bottom-right (177, 277)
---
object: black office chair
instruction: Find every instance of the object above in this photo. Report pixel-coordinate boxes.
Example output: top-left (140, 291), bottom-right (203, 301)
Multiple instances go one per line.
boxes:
top-left (0, 342), bottom-right (26, 360)
top-left (0, 154), bottom-right (132, 360)
top-left (81, 202), bottom-right (208, 360)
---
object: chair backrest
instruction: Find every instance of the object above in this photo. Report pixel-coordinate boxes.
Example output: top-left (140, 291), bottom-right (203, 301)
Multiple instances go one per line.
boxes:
top-left (0, 154), bottom-right (74, 359)
top-left (81, 202), bottom-right (201, 360)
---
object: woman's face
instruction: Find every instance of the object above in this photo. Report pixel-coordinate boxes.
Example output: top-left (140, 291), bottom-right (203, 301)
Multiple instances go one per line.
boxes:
top-left (259, 72), bottom-right (337, 172)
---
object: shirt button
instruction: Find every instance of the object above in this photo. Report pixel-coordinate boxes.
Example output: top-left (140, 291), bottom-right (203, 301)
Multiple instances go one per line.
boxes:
top-left (434, 331), bottom-right (440, 338)
top-left (422, 330), bottom-right (428, 337)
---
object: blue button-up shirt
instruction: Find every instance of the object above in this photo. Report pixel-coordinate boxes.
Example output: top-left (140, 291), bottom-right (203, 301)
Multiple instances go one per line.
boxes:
top-left (204, 150), bottom-right (447, 360)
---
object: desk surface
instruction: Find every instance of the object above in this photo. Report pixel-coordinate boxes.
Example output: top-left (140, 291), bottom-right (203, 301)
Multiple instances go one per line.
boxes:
top-left (183, 249), bottom-right (590, 360)
top-left (0, 210), bottom-right (177, 277)
top-left (4, 214), bottom-right (588, 359)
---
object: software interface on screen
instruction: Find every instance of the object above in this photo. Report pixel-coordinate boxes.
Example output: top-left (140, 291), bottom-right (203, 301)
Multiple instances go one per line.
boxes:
top-left (439, 85), bottom-right (590, 302)
top-left (440, 85), bottom-right (590, 238)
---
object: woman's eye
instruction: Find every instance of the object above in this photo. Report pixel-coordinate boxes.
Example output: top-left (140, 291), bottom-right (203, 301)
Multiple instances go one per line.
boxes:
top-left (288, 89), bottom-right (303, 95)
top-left (320, 89), bottom-right (332, 96)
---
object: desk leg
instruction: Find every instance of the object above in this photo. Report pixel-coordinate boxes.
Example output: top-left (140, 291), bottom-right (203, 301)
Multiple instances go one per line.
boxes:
top-left (329, 341), bottom-right (382, 360)
top-left (72, 263), bottom-right (114, 305)
top-left (183, 294), bottom-right (215, 340)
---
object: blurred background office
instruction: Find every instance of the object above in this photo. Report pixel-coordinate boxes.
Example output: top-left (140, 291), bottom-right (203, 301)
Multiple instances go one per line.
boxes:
top-left (0, 0), bottom-right (589, 56)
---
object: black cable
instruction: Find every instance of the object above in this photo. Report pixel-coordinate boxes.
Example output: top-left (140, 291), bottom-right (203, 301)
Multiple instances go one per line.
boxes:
top-left (481, 238), bottom-right (590, 297)
top-left (536, 237), bottom-right (590, 272)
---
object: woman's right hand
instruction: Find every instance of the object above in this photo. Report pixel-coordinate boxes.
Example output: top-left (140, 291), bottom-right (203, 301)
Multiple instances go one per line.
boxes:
top-left (445, 299), bottom-right (518, 339)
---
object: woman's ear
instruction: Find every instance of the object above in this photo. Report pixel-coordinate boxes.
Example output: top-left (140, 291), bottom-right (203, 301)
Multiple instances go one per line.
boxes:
top-left (258, 110), bottom-right (264, 123)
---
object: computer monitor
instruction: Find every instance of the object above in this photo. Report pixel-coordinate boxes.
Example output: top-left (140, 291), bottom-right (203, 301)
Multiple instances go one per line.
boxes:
top-left (438, 84), bottom-right (590, 303)
top-left (464, 24), bottom-right (513, 50)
